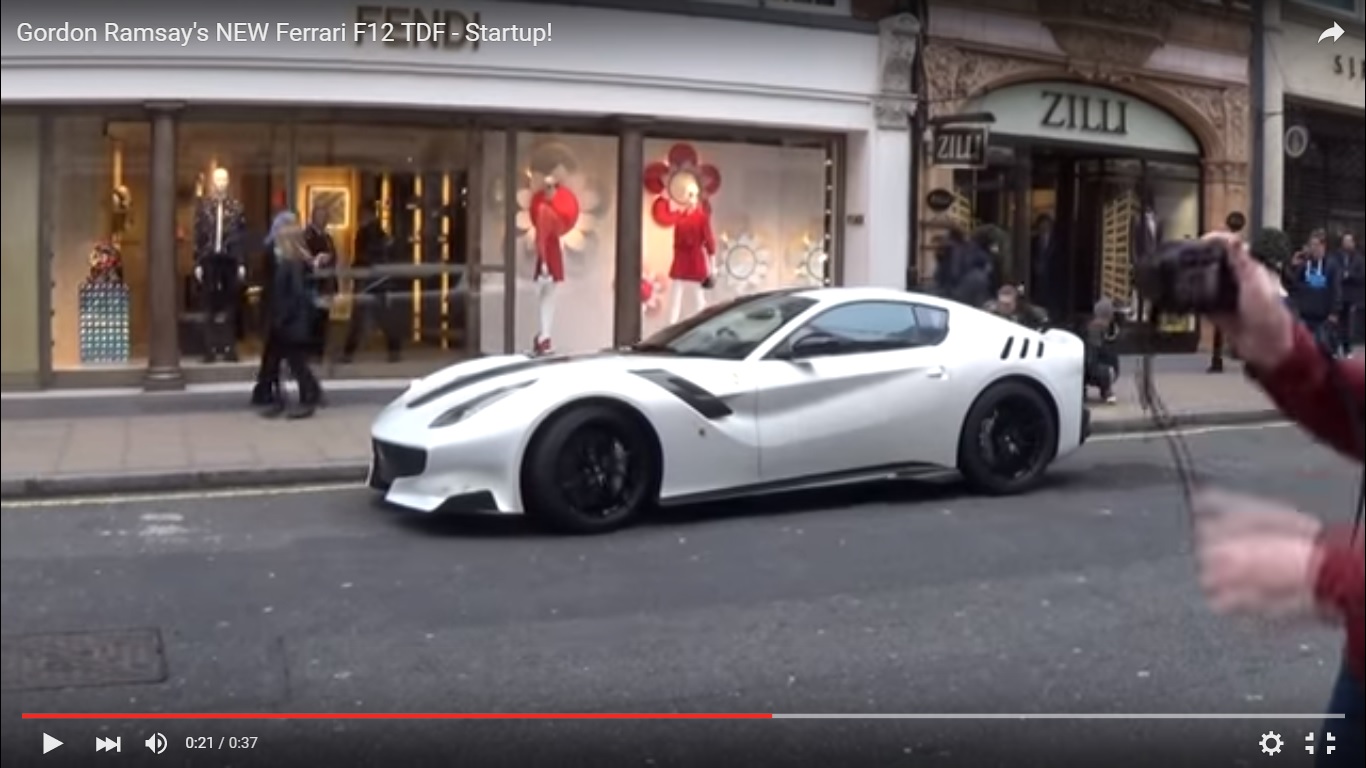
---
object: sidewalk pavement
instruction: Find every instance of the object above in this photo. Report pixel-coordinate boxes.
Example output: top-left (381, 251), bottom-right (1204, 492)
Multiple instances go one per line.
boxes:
top-left (0, 368), bottom-right (1285, 500)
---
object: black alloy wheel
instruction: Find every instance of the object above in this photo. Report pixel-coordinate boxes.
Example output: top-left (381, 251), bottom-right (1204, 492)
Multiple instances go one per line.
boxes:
top-left (522, 404), bottom-right (659, 534)
top-left (958, 381), bottom-right (1059, 495)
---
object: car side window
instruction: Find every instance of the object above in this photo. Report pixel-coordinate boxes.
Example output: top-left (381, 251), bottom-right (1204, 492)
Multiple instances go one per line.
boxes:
top-left (786, 301), bottom-right (932, 357)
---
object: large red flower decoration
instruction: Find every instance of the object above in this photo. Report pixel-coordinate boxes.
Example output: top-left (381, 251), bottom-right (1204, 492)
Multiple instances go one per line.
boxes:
top-left (643, 143), bottom-right (722, 227)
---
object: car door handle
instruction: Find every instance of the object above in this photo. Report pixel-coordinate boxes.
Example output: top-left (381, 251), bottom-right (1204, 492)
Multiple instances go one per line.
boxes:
top-left (926, 365), bottom-right (948, 379)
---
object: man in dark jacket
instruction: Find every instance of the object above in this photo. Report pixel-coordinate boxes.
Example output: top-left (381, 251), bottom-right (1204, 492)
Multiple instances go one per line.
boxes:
top-left (1194, 232), bottom-right (1363, 767)
top-left (303, 205), bottom-right (338, 359)
top-left (1289, 232), bottom-right (1343, 352)
top-left (340, 208), bottom-right (405, 363)
top-left (1335, 233), bottom-right (1363, 355)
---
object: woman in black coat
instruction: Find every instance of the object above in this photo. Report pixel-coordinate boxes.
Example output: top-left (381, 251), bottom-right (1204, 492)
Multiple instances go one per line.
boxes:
top-left (267, 222), bottom-right (324, 419)
top-left (250, 211), bottom-right (298, 410)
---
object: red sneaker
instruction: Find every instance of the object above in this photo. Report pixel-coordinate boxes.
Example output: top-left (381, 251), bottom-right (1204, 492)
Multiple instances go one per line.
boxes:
top-left (533, 335), bottom-right (554, 356)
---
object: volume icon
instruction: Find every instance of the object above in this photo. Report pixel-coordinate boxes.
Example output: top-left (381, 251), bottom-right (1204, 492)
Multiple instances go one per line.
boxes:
top-left (145, 733), bottom-right (168, 754)
top-left (96, 736), bottom-right (121, 752)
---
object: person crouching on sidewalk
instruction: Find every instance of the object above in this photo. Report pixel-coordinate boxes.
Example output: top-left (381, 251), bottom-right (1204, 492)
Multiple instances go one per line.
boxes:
top-left (1192, 231), bottom-right (1363, 767)
top-left (1084, 298), bottom-right (1120, 405)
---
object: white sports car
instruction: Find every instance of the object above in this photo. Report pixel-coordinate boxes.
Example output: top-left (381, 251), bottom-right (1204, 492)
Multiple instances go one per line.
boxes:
top-left (369, 287), bottom-right (1091, 533)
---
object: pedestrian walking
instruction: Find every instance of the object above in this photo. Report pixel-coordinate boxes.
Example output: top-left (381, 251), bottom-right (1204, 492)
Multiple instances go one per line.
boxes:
top-left (250, 211), bottom-right (298, 411)
top-left (267, 221), bottom-right (325, 419)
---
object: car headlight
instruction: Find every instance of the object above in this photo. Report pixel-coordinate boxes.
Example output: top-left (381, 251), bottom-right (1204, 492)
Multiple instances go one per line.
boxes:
top-left (428, 381), bottom-right (532, 428)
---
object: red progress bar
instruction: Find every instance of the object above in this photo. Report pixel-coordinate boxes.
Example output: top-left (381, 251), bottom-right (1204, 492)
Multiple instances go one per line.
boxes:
top-left (23, 713), bottom-right (774, 720)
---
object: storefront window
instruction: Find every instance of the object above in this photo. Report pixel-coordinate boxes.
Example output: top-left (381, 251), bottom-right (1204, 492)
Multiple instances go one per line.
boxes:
top-left (478, 131), bottom-right (620, 357)
top-left (640, 139), bottom-right (831, 336)
top-left (1, 113), bottom-right (43, 382)
top-left (173, 122), bottom-right (290, 365)
top-left (50, 116), bottom-right (150, 371)
top-left (292, 122), bottom-right (472, 366)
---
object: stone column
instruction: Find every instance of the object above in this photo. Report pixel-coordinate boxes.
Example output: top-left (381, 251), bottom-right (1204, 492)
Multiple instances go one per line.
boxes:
top-left (1261, 0), bottom-right (1286, 229)
top-left (144, 103), bottom-right (184, 391)
top-left (612, 118), bottom-right (647, 347)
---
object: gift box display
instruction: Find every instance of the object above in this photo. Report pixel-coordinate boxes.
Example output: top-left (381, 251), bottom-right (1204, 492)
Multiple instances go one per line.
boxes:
top-left (78, 242), bottom-right (131, 364)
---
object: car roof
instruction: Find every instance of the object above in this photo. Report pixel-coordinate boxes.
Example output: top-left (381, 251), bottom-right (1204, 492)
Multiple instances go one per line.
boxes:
top-left (790, 286), bottom-right (954, 310)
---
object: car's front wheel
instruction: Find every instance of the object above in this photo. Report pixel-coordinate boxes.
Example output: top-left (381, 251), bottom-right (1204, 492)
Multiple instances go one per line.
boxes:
top-left (521, 403), bottom-right (659, 534)
top-left (957, 381), bottom-right (1058, 495)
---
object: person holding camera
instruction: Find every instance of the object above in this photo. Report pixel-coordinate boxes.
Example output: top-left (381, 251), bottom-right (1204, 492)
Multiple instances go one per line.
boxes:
top-left (1192, 232), bottom-right (1363, 766)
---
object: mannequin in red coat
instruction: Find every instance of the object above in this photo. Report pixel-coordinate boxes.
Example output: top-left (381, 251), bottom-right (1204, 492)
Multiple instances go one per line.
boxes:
top-left (529, 177), bottom-right (575, 356)
top-left (669, 181), bottom-right (716, 324)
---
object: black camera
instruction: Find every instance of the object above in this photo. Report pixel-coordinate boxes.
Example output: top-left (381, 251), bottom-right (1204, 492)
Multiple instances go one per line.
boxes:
top-left (1133, 212), bottom-right (1244, 316)
top-left (1134, 239), bottom-right (1240, 315)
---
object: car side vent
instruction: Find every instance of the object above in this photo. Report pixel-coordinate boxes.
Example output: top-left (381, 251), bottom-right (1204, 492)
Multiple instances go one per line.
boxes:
top-left (1019, 338), bottom-right (1031, 359)
top-left (999, 337), bottom-right (1015, 360)
top-left (1037, 341), bottom-right (1045, 358)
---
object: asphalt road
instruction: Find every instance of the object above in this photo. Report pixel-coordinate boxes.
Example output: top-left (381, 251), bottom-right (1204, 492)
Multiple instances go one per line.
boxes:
top-left (1, 423), bottom-right (1360, 768)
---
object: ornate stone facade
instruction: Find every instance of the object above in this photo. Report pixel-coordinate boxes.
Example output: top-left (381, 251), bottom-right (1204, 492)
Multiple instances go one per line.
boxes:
top-left (875, 13), bottom-right (920, 130)
top-left (918, 3), bottom-right (1251, 350)
top-left (920, 40), bottom-right (1250, 170)
top-left (1041, 0), bottom-right (1174, 80)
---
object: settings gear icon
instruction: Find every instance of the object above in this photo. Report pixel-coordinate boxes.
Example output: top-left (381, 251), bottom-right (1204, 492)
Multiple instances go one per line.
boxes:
top-left (1260, 731), bottom-right (1283, 755)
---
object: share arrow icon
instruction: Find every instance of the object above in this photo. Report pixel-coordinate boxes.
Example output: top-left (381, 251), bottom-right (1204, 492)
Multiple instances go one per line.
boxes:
top-left (1319, 21), bottom-right (1344, 43)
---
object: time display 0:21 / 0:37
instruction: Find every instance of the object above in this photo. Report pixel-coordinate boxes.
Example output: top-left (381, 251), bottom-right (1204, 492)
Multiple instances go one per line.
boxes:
top-left (184, 736), bottom-right (259, 749)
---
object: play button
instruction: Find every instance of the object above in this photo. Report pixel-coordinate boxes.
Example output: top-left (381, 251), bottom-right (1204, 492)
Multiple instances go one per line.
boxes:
top-left (42, 733), bottom-right (63, 754)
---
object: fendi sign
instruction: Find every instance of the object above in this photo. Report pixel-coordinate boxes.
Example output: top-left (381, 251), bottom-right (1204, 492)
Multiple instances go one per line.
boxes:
top-left (1040, 90), bottom-right (1129, 137)
top-left (355, 5), bottom-right (482, 49)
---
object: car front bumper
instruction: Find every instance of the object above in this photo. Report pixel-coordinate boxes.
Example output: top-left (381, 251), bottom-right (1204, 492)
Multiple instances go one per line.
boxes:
top-left (367, 431), bottom-right (522, 515)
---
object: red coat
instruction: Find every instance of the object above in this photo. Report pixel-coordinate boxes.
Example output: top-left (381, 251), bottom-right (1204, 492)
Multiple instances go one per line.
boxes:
top-left (533, 204), bottom-right (566, 282)
top-left (530, 187), bottom-right (578, 282)
top-left (670, 207), bottom-right (716, 283)
top-left (1253, 322), bottom-right (1365, 684)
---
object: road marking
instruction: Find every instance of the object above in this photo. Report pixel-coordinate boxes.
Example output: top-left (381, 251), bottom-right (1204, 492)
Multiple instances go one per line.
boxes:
top-left (1089, 421), bottom-right (1291, 443)
top-left (0, 421), bottom-right (1294, 510)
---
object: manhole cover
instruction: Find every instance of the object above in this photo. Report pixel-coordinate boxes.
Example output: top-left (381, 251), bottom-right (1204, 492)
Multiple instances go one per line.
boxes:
top-left (1, 628), bottom-right (167, 691)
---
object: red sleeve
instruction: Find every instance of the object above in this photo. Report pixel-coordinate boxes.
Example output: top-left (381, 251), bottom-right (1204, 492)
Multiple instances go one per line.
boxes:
top-left (1251, 323), bottom-right (1365, 462)
top-left (703, 215), bottom-right (716, 256)
top-left (1314, 527), bottom-right (1364, 682)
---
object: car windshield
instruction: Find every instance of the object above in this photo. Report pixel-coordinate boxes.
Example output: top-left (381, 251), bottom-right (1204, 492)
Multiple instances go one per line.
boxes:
top-left (630, 292), bottom-right (818, 360)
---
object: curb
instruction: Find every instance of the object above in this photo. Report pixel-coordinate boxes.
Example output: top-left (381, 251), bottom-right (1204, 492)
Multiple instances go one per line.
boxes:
top-left (0, 409), bottom-right (1285, 502)
top-left (0, 463), bottom-right (370, 501)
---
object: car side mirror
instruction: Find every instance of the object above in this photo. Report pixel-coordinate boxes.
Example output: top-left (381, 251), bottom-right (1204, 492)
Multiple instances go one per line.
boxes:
top-left (789, 333), bottom-right (841, 359)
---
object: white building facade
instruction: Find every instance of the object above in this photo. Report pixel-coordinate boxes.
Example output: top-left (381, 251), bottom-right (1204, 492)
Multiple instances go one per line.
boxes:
top-left (1259, 0), bottom-right (1366, 245)
top-left (1, 0), bottom-right (919, 390)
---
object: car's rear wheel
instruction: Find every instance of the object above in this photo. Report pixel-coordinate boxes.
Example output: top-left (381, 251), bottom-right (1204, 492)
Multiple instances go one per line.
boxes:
top-left (957, 381), bottom-right (1058, 495)
top-left (521, 403), bottom-right (659, 534)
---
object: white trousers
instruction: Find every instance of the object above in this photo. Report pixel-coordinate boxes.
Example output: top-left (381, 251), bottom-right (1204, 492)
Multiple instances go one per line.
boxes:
top-left (669, 280), bottom-right (707, 324)
top-left (536, 277), bottom-right (557, 340)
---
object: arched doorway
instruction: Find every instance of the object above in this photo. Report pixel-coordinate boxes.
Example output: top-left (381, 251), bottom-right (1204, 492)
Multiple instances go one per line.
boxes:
top-left (951, 80), bottom-right (1205, 351)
